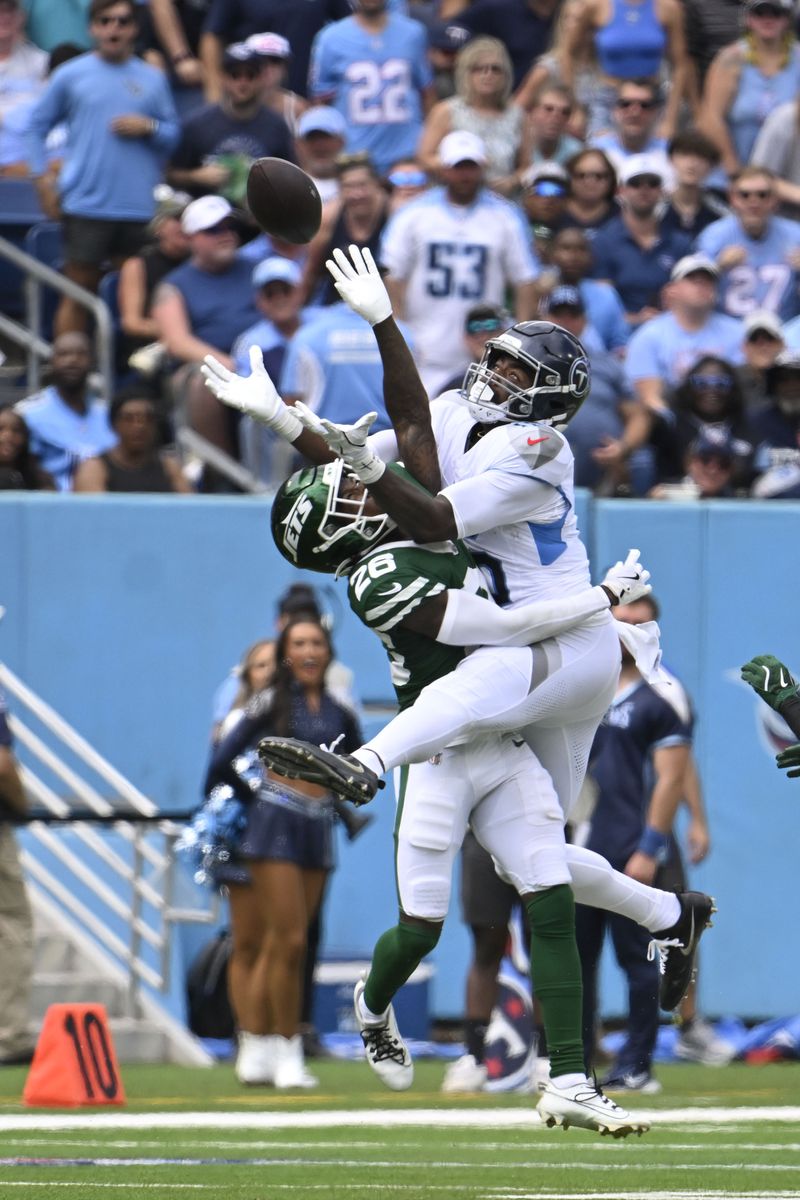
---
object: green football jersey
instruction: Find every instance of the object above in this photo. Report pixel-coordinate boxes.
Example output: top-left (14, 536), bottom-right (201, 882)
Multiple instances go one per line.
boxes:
top-left (347, 539), bottom-right (488, 710)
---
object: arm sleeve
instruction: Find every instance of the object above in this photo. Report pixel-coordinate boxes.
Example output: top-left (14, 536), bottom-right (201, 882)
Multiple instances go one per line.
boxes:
top-left (26, 73), bottom-right (67, 176)
top-left (437, 585), bottom-right (611, 647)
top-left (780, 693), bottom-right (800, 740)
top-left (441, 470), bottom-right (555, 539)
top-left (150, 76), bottom-right (181, 154)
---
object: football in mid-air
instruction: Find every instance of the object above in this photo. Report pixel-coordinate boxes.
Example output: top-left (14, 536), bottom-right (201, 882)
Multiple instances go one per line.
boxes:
top-left (246, 157), bottom-right (322, 244)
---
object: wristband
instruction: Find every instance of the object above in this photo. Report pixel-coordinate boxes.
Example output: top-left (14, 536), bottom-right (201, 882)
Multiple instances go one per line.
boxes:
top-left (637, 826), bottom-right (670, 864)
top-left (172, 52), bottom-right (192, 65)
top-left (271, 405), bottom-right (303, 443)
top-left (348, 452), bottom-right (386, 486)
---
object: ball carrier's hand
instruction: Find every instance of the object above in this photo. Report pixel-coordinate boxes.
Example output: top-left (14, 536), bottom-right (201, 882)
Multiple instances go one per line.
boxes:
top-left (326, 246), bottom-right (393, 326)
top-left (294, 404), bottom-right (386, 485)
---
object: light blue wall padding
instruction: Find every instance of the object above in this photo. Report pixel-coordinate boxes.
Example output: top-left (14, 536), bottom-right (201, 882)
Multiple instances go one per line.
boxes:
top-left (3, 492), bottom-right (800, 1022)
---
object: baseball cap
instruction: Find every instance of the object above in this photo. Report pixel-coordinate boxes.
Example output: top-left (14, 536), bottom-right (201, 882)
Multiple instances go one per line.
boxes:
top-left (465, 303), bottom-right (508, 334)
top-left (743, 308), bottom-right (784, 340)
top-left (689, 427), bottom-right (736, 462)
top-left (745, 0), bottom-right (792, 11)
top-left (525, 161), bottom-right (569, 187)
top-left (245, 32), bottom-right (291, 59)
top-left (428, 20), bottom-right (470, 52)
top-left (222, 42), bottom-right (262, 69)
top-left (542, 285), bottom-right (585, 313)
top-left (670, 253), bottom-right (719, 282)
top-left (439, 130), bottom-right (487, 167)
top-left (181, 195), bottom-right (233, 235)
top-left (297, 106), bottom-right (347, 140)
top-left (619, 153), bottom-right (665, 185)
top-left (252, 256), bottom-right (302, 289)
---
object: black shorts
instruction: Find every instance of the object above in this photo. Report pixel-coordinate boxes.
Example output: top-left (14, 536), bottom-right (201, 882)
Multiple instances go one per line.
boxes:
top-left (460, 829), bottom-right (518, 929)
top-left (240, 780), bottom-right (335, 871)
top-left (62, 214), bottom-right (149, 267)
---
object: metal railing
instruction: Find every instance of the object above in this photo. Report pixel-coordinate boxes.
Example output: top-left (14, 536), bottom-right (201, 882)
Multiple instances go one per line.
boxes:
top-left (0, 660), bottom-right (217, 1051)
top-left (0, 232), bottom-right (114, 395)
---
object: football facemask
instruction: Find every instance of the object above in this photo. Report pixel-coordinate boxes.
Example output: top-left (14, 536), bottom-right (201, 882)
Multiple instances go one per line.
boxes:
top-left (462, 321), bottom-right (591, 428)
top-left (271, 459), bottom-right (395, 577)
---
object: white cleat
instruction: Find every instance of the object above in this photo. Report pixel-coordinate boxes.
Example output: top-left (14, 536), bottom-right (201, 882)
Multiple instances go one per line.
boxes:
top-left (441, 1053), bottom-right (488, 1094)
top-left (273, 1034), bottom-right (319, 1089)
top-left (354, 977), bottom-right (413, 1091)
top-left (537, 1079), bottom-right (650, 1138)
top-left (235, 1032), bottom-right (276, 1086)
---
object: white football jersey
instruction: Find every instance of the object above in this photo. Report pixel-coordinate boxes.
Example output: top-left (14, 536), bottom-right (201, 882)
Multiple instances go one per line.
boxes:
top-left (428, 394), bottom-right (593, 609)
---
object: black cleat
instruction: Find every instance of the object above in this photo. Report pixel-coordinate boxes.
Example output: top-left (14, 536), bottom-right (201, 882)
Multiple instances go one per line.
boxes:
top-left (258, 736), bottom-right (385, 806)
top-left (648, 891), bottom-right (716, 1011)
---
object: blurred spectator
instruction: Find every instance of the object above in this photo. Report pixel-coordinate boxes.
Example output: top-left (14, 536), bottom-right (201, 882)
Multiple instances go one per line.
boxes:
top-left (117, 191), bottom-right (191, 373)
top-left (302, 152), bottom-right (389, 307)
top-left (541, 285), bottom-right (645, 493)
top-left (624, 254), bottom-right (743, 415)
top-left (661, 129), bottom-right (727, 240)
top-left (432, 300), bottom-right (509, 393)
top-left (294, 105), bottom-right (347, 205)
top-left (651, 427), bottom-right (741, 499)
top-left (309, 0), bottom-right (434, 178)
top-left (245, 31), bottom-right (306, 134)
top-left (539, 227), bottom-right (629, 351)
top-left (0, 0), bottom-right (47, 174)
top-left (562, 147), bottom-right (619, 237)
top-left (514, 0), bottom-right (601, 124)
top-left (380, 129), bottom-right (539, 395)
top-left (736, 309), bottom-right (785, 409)
top-left (0, 40), bottom-right (82, 178)
top-left (520, 160), bottom-right (569, 258)
top-left (214, 639), bottom-right (276, 744)
top-left (426, 18), bottom-right (468, 101)
top-left (559, 0), bottom-right (691, 140)
top-left (148, 0), bottom-right (207, 90)
top-left (152, 195), bottom-right (259, 461)
top-left (648, 355), bottom-right (756, 488)
top-left (168, 41), bottom-right (295, 205)
top-left (751, 349), bottom-right (800, 462)
top-left (0, 687), bottom-right (34, 1067)
top-left (418, 36), bottom-right (530, 196)
top-left (280, 301), bottom-right (397, 432)
top-left (15, 332), bottom-right (116, 491)
top-left (752, 96), bottom-right (800, 221)
top-left (527, 82), bottom-right (583, 166)
top-left (0, 408), bottom-right (55, 490)
top-left (231, 256), bottom-right (305, 482)
top-left (200, 0), bottom-right (352, 101)
top-left (682, 0), bottom-right (741, 90)
top-left (385, 158), bottom-right (429, 215)
top-left (18, 0), bottom-right (92, 52)
top-left (590, 78), bottom-right (671, 181)
top-left (73, 388), bottom-right (193, 492)
top-left (695, 166), bottom-right (800, 322)
top-left (451, 0), bottom-right (561, 91)
top-left (590, 153), bottom-right (691, 326)
top-left (700, 0), bottom-right (800, 181)
top-left (27, 0), bottom-right (180, 337)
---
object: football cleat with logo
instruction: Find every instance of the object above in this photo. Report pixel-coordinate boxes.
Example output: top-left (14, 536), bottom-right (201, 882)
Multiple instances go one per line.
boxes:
top-left (258, 736), bottom-right (384, 805)
top-left (354, 977), bottom-right (413, 1090)
top-left (648, 891), bottom-right (716, 1011)
top-left (537, 1079), bottom-right (650, 1137)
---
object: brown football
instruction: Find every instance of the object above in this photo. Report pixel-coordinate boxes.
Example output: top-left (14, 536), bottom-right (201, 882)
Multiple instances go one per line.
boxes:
top-left (246, 157), bottom-right (322, 244)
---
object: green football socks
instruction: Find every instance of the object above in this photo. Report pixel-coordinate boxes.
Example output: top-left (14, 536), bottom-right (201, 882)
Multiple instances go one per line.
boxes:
top-left (364, 920), bottom-right (441, 1017)
top-left (525, 884), bottom-right (586, 1078)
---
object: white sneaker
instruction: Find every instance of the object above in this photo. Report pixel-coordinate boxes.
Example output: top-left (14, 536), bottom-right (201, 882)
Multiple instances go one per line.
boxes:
top-left (273, 1035), bottom-right (319, 1089)
top-left (235, 1032), bottom-right (275, 1086)
top-left (441, 1053), bottom-right (488, 1094)
top-left (354, 977), bottom-right (413, 1091)
top-left (675, 1018), bottom-right (735, 1066)
top-left (537, 1079), bottom-right (650, 1138)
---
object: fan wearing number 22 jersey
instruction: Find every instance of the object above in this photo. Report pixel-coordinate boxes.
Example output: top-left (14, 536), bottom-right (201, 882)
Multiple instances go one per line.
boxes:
top-left (309, 7), bottom-right (433, 176)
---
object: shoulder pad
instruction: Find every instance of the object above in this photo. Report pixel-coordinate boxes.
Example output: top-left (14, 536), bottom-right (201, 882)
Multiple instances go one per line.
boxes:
top-left (505, 423), bottom-right (569, 471)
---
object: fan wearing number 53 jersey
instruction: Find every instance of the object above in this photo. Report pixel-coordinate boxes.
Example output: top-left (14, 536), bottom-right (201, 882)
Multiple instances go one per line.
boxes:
top-left (308, 1), bottom-right (435, 176)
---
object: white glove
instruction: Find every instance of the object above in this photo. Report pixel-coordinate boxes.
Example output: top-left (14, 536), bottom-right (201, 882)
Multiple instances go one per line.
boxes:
top-left (200, 345), bottom-right (302, 442)
top-left (294, 402), bottom-right (386, 485)
top-left (601, 549), bottom-right (652, 606)
top-left (326, 245), bottom-right (393, 326)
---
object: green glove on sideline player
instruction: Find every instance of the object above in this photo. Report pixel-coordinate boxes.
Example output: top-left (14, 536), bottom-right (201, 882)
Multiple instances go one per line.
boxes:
top-left (741, 654), bottom-right (799, 711)
top-left (776, 743), bottom-right (800, 779)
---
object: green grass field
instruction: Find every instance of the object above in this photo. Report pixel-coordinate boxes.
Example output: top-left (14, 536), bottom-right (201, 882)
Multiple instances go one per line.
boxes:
top-left (1, 1060), bottom-right (799, 1199)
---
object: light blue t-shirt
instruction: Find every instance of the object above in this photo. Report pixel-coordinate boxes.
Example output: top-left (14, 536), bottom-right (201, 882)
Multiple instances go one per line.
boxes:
top-left (280, 304), bottom-right (413, 430)
top-left (15, 387), bottom-right (116, 491)
top-left (27, 54), bottom-right (179, 220)
top-left (309, 14), bottom-right (432, 175)
top-left (782, 314), bottom-right (800, 350)
top-left (625, 310), bottom-right (744, 388)
top-left (578, 279), bottom-right (630, 350)
top-left (695, 215), bottom-right (800, 323)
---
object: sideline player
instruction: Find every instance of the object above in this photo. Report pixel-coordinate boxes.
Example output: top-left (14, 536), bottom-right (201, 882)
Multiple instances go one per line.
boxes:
top-left (200, 250), bottom-right (715, 1014)
top-left (264, 456), bottom-right (655, 1135)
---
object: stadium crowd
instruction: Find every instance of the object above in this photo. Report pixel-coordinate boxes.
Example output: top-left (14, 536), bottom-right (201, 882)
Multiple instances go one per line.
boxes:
top-left (0, 0), bottom-right (799, 500)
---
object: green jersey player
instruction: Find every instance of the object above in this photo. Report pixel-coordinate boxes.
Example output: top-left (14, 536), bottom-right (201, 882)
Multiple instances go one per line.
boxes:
top-left (263, 455), bottom-right (653, 1137)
